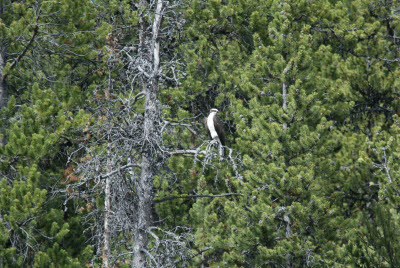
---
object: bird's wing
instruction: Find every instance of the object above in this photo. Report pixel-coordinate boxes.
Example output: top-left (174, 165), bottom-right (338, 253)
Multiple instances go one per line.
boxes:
top-left (213, 115), bottom-right (225, 146)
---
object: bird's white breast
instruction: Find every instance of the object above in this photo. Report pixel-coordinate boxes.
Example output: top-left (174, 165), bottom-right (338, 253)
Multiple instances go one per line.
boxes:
top-left (207, 112), bottom-right (218, 139)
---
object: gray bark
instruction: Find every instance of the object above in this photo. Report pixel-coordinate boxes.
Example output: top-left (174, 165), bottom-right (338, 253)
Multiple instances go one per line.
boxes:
top-left (133, 0), bottom-right (163, 266)
top-left (0, 40), bottom-right (8, 146)
top-left (0, 2), bottom-right (6, 110)
top-left (103, 67), bottom-right (114, 268)
top-left (133, 85), bottom-right (159, 266)
top-left (103, 157), bottom-right (111, 268)
top-left (0, 41), bottom-right (7, 111)
top-left (70, 0), bottom-right (195, 265)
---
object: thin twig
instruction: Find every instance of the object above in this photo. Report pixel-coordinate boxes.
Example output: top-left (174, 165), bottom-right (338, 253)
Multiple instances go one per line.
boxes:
top-left (154, 193), bottom-right (243, 203)
top-left (99, 163), bottom-right (140, 179)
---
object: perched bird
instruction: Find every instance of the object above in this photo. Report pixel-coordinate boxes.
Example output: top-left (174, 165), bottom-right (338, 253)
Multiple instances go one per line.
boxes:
top-left (205, 108), bottom-right (225, 146)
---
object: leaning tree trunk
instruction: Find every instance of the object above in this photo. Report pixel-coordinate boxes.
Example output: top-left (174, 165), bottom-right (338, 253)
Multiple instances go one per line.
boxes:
top-left (133, 0), bottom-right (163, 266)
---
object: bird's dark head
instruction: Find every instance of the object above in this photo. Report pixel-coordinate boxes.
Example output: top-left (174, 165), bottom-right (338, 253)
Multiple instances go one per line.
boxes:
top-left (210, 108), bottom-right (219, 114)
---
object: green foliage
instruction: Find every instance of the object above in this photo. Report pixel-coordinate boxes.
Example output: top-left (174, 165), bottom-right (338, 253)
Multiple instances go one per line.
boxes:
top-left (180, 0), bottom-right (400, 266)
top-left (34, 243), bottom-right (93, 268)
top-left (0, 80), bottom-right (92, 265)
top-left (350, 204), bottom-right (400, 267)
top-left (1, 0), bottom-right (400, 266)
top-left (1, 0), bottom-right (103, 266)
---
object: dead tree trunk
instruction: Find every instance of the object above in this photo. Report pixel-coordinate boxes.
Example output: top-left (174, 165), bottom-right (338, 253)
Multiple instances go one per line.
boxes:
top-left (0, 2), bottom-right (6, 111)
top-left (133, 0), bottom-right (163, 266)
top-left (0, 41), bottom-right (7, 110)
top-left (102, 64), bottom-right (114, 268)
top-left (0, 41), bottom-right (8, 147)
top-left (133, 87), bottom-right (159, 266)
top-left (103, 155), bottom-right (112, 268)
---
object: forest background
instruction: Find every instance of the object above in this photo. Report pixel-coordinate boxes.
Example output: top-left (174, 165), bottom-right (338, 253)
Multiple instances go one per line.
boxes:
top-left (1, 0), bottom-right (400, 267)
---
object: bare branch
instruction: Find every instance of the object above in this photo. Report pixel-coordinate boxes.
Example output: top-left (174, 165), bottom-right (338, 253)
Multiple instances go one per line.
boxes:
top-left (226, 147), bottom-right (244, 180)
top-left (154, 193), bottom-right (243, 203)
top-left (174, 246), bottom-right (213, 265)
top-left (161, 120), bottom-right (200, 136)
top-left (382, 148), bottom-right (393, 183)
top-left (130, 91), bottom-right (145, 104)
top-left (99, 163), bottom-right (140, 179)
top-left (168, 149), bottom-right (206, 156)
top-left (377, 57), bottom-right (400, 63)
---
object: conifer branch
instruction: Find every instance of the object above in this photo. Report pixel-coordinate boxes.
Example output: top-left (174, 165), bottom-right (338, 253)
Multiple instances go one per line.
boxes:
top-left (6, 25), bottom-right (38, 74)
top-left (5, 6), bottom-right (41, 79)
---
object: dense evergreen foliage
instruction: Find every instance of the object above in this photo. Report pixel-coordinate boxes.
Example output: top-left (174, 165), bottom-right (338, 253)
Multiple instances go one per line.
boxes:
top-left (1, 0), bottom-right (400, 266)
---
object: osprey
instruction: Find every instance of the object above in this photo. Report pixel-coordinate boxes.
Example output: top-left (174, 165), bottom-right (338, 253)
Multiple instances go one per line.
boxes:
top-left (205, 108), bottom-right (225, 146)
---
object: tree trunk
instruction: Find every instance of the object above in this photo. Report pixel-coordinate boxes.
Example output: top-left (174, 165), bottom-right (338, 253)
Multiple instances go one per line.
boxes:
top-left (102, 56), bottom-right (115, 267)
top-left (0, 2), bottom-right (5, 110)
top-left (0, 40), bottom-right (8, 147)
top-left (103, 156), bottom-right (112, 267)
top-left (133, 82), bottom-right (160, 267)
top-left (133, 76), bottom-right (160, 266)
top-left (133, 0), bottom-right (163, 266)
top-left (0, 41), bottom-right (7, 110)
top-left (282, 81), bottom-right (287, 130)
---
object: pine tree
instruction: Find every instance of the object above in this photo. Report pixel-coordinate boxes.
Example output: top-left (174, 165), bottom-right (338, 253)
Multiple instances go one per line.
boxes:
top-left (179, 0), bottom-right (400, 266)
top-left (0, 0), bottom-right (104, 266)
